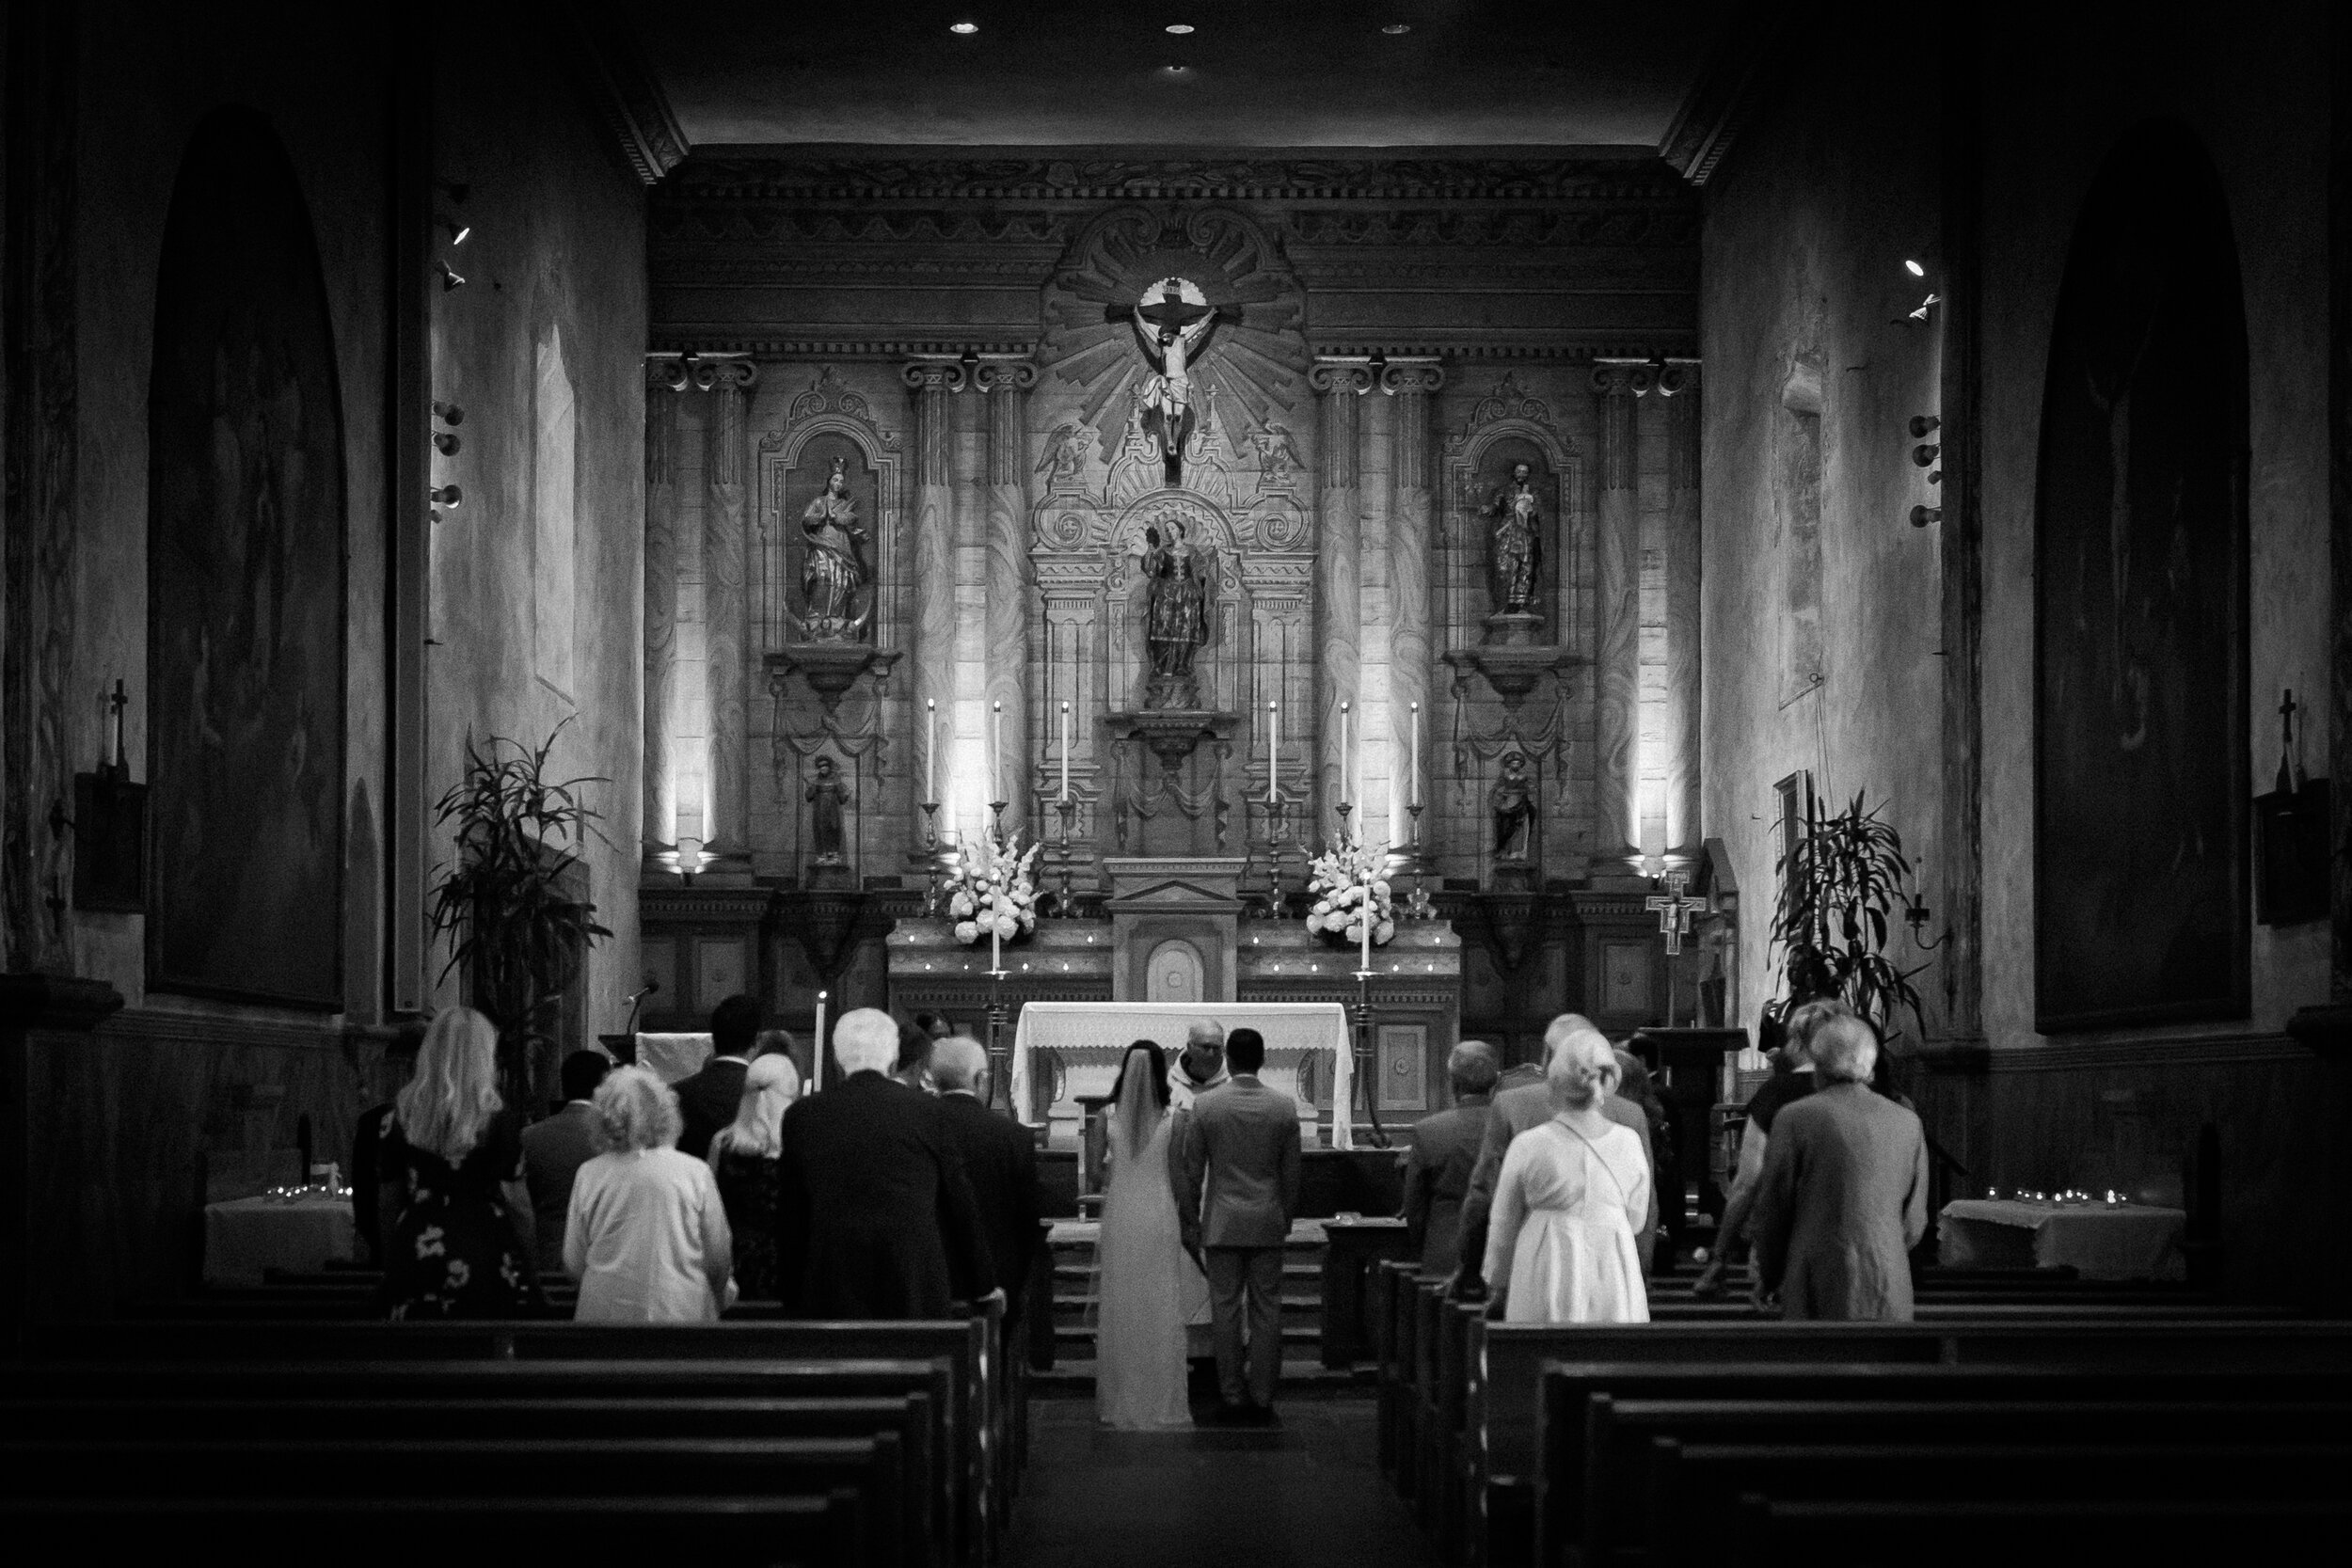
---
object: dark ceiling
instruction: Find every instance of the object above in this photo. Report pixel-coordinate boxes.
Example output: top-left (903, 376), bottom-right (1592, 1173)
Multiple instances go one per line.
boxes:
top-left (631, 1), bottom-right (1733, 151)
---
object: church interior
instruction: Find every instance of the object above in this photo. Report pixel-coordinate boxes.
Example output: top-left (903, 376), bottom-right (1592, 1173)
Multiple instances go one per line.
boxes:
top-left (7, 0), bottom-right (2352, 1559)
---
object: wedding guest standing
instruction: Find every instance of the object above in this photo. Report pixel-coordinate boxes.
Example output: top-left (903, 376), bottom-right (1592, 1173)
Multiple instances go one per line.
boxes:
top-left (1401, 1040), bottom-right (1501, 1275)
top-left (707, 1053), bottom-right (800, 1300)
top-left (1750, 1013), bottom-right (1931, 1322)
top-left (931, 1037), bottom-right (1043, 1319)
top-left (565, 1066), bottom-right (736, 1322)
top-left (520, 1050), bottom-right (611, 1274)
top-left (1095, 1041), bottom-right (1191, 1430)
top-left (377, 1007), bottom-right (541, 1319)
top-left (773, 1007), bottom-right (994, 1318)
top-left (1482, 1033), bottom-right (1650, 1324)
top-left (675, 993), bottom-right (763, 1160)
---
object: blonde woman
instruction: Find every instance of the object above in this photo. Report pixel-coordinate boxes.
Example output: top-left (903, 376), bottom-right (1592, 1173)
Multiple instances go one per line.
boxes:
top-left (377, 1006), bottom-right (542, 1319)
top-left (1482, 1031), bottom-right (1651, 1323)
top-left (707, 1053), bottom-right (800, 1299)
top-left (564, 1065), bottom-right (736, 1322)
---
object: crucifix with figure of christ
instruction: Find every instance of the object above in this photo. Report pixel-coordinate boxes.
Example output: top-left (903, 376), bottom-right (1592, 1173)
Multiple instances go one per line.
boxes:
top-left (1646, 870), bottom-right (1697, 957)
top-left (1105, 277), bottom-right (1241, 489)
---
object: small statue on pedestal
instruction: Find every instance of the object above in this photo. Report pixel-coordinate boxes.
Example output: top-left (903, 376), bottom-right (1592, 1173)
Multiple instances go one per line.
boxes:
top-left (1490, 751), bottom-right (1537, 863)
top-left (1141, 521), bottom-right (1216, 709)
top-left (800, 460), bottom-right (870, 641)
top-left (1485, 461), bottom-right (1544, 615)
top-left (805, 754), bottom-right (850, 879)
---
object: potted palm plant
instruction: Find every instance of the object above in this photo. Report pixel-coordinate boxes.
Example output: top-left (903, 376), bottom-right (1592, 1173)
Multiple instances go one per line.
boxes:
top-left (1771, 788), bottom-right (1930, 1044)
top-left (427, 719), bottom-right (612, 1104)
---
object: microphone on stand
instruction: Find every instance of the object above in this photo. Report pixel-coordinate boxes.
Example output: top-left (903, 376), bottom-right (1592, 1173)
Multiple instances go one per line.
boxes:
top-left (607, 979), bottom-right (660, 1068)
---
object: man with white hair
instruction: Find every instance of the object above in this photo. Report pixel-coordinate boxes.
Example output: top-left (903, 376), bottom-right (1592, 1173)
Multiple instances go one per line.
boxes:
top-left (1749, 1012), bottom-right (1930, 1321)
top-left (1168, 1017), bottom-right (1230, 1110)
top-left (1451, 1014), bottom-right (1659, 1303)
top-left (930, 1036), bottom-right (1044, 1329)
top-left (772, 1006), bottom-right (996, 1318)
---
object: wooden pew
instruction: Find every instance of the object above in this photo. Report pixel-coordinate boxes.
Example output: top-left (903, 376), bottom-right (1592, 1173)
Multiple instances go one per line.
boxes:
top-left (1460, 1319), bottom-right (2352, 1568)
top-left (0, 1434), bottom-right (909, 1568)
top-left (1741, 1495), bottom-right (2352, 1568)
top-left (0, 1492), bottom-right (867, 1565)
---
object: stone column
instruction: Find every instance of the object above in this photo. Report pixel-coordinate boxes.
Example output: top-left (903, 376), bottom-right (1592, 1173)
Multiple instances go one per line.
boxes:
top-left (977, 359), bottom-right (1038, 835)
top-left (642, 359), bottom-right (688, 863)
top-left (1592, 361), bottom-right (1645, 873)
top-left (1384, 360), bottom-right (1444, 847)
top-left (696, 356), bottom-right (757, 859)
top-left (1661, 362), bottom-right (1702, 855)
top-left (902, 359), bottom-right (965, 837)
top-left (1312, 360), bottom-right (1372, 837)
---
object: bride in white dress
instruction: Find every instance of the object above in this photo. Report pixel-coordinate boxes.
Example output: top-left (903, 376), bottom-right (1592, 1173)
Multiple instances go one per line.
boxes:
top-left (1093, 1041), bottom-right (1192, 1429)
top-left (1484, 1032), bottom-right (1651, 1323)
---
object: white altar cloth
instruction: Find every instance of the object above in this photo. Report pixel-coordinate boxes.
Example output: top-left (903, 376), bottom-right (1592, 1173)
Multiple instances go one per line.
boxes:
top-left (634, 1033), bottom-right (713, 1085)
top-left (1009, 1001), bottom-right (1356, 1150)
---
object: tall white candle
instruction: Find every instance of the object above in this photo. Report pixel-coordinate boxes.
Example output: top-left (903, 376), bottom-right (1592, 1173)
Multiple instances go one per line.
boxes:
top-left (1360, 884), bottom-right (1373, 973)
top-left (813, 990), bottom-right (828, 1092)
top-left (991, 700), bottom-right (1003, 802)
top-left (1060, 701), bottom-right (1072, 801)
top-left (991, 918), bottom-right (1002, 974)
top-left (925, 699), bottom-right (937, 802)
top-left (1409, 700), bottom-right (1421, 810)
top-left (1340, 701), bottom-right (1351, 808)
top-left (1267, 700), bottom-right (1279, 804)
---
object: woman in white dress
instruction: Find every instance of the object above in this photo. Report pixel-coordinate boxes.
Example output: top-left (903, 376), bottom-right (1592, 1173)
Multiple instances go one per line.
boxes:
top-left (564, 1066), bottom-right (736, 1323)
top-left (1093, 1041), bottom-right (1193, 1429)
top-left (1484, 1032), bottom-right (1651, 1323)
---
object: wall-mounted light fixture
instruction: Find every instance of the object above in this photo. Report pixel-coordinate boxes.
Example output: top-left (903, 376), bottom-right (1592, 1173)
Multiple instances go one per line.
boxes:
top-left (1912, 443), bottom-right (1940, 467)
top-left (440, 217), bottom-right (470, 246)
top-left (1909, 414), bottom-right (1939, 437)
top-left (433, 402), bottom-right (464, 425)
top-left (432, 431), bottom-right (460, 456)
top-left (1910, 504), bottom-right (1941, 529)
top-left (1904, 259), bottom-right (1927, 278)
top-left (430, 484), bottom-right (462, 509)
top-left (438, 260), bottom-right (466, 292)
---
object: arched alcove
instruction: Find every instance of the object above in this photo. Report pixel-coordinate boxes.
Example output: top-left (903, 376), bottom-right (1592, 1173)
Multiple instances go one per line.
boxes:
top-left (2033, 119), bottom-right (2249, 1031)
top-left (147, 106), bottom-right (347, 1006)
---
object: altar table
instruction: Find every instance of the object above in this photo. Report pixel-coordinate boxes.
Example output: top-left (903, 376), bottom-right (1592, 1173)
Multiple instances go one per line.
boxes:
top-left (1009, 1001), bottom-right (1357, 1149)
top-left (1936, 1196), bottom-right (2187, 1281)
top-left (203, 1190), bottom-right (358, 1287)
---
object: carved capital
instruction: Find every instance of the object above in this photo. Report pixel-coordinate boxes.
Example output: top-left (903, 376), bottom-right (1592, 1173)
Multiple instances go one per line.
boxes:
top-left (1655, 361), bottom-right (1700, 398)
top-left (900, 359), bottom-right (968, 395)
top-left (1380, 360), bottom-right (1447, 398)
top-left (1591, 361), bottom-right (1653, 398)
top-left (1310, 359), bottom-right (1375, 397)
top-left (691, 356), bottom-right (758, 395)
top-left (972, 358), bottom-right (1040, 394)
top-left (646, 356), bottom-right (691, 394)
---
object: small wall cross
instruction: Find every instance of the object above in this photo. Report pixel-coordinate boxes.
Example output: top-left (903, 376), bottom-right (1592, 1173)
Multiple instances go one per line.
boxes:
top-left (1645, 869), bottom-right (1697, 957)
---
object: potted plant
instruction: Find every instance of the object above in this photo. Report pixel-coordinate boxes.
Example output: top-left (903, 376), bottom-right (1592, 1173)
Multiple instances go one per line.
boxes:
top-left (1771, 789), bottom-right (1929, 1044)
top-left (427, 719), bottom-right (612, 1104)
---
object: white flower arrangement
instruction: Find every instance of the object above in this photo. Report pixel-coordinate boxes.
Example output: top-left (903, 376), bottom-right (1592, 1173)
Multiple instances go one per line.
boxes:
top-left (1304, 837), bottom-right (1397, 947)
top-left (946, 828), bottom-right (1042, 945)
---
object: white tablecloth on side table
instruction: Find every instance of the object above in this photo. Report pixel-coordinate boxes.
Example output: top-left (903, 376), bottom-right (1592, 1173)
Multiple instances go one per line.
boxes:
top-left (1936, 1198), bottom-right (2186, 1281)
top-left (203, 1192), bottom-right (358, 1287)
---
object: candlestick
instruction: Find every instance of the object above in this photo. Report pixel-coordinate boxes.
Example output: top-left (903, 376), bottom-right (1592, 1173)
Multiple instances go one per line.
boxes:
top-left (1339, 701), bottom-right (1351, 810)
top-left (991, 917), bottom-right (1002, 975)
top-left (1408, 700), bottom-right (1421, 810)
top-left (991, 701), bottom-right (1003, 802)
top-left (1059, 701), bottom-right (1072, 802)
top-left (1360, 886), bottom-right (1373, 974)
top-left (1267, 700), bottom-right (1279, 804)
top-left (925, 698), bottom-right (937, 802)
top-left (814, 990), bottom-right (828, 1093)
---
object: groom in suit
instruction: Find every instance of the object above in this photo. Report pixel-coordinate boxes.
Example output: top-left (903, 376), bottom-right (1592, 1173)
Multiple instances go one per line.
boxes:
top-left (1170, 1027), bottom-right (1302, 1425)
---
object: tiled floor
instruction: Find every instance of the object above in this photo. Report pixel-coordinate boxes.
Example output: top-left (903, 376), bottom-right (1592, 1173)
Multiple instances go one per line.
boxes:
top-left (1003, 1394), bottom-right (1439, 1567)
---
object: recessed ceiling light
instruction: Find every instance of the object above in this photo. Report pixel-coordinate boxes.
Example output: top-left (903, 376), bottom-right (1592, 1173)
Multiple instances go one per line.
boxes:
top-left (949, 21), bottom-right (977, 34)
top-left (1166, 23), bottom-right (1194, 34)
top-left (1383, 23), bottom-right (1411, 34)
top-left (1904, 258), bottom-right (1926, 277)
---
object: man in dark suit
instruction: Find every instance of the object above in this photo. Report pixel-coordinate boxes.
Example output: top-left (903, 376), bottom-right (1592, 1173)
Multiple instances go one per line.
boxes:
top-left (931, 1034), bottom-right (1043, 1361)
top-left (773, 1006), bottom-right (996, 1318)
top-left (519, 1050), bottom-right (610, 1273)
top-left (674, 992), bottom-right (762, 1162)
top-left (1169, 1026), bottom-right (1301, 1424)
top-left (1751, 1013), bottom-right (1930, 1321)
top-left (1400, 1040), bottom-right (1500, 1275)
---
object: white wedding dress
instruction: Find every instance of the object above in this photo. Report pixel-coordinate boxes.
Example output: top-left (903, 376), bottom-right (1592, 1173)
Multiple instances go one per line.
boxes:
top-left (1093, 1074), bottom-right (1192, 1430)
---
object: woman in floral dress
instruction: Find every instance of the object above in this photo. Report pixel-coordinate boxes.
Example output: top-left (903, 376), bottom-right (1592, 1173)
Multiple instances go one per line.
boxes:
top-left (377, 1006), bottom-right (543, 1318)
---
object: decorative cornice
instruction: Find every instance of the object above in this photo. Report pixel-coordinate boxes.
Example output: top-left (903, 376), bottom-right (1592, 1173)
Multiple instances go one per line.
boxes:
top-left (566, 4), bottom-right (688, 186)
top-left (1657, 1), bottom-right (1800, 187)
top-left (666, 156), bottom-right (1697, 204)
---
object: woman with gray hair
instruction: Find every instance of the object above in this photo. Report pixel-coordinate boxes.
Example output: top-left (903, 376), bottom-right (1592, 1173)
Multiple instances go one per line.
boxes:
top-left (1480, 1032), bottom-right (1651, 1323)
top-left (564, 1065), bottom-right (736, 1322)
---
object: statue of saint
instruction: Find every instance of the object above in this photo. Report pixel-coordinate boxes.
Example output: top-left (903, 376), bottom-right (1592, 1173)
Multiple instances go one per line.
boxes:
top-left (1490, 751), bottom-right (1536, 862)
top-left (800, 459), bottom-right (869, 641)
top-left (1484, 461), bottom-right (1544, 614)
top-left (805, 754), bottom-right (849, 863)
top-left (1141, 522), bottom-right (1215, 697)
top-left (1130, 277), bottom-right (1221, 488)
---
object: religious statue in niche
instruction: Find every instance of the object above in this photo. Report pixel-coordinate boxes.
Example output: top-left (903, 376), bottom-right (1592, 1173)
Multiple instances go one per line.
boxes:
top-left (1127, 277), bottom-right (1223, 488)
top-left (805, 754), bottom-right (850, 866)
top-left (1490, 751), bottom-right (1537, 863)
top-left (799, 459), bottom-right (870, 641)
top-left (1484, 461), bottom-right (1545, 614)
top-left (1140, 521), bottom-right (1217, 708)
